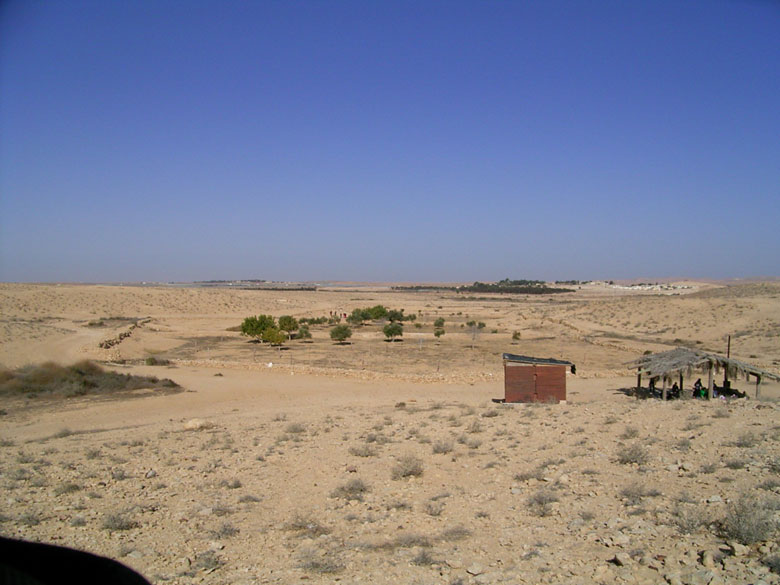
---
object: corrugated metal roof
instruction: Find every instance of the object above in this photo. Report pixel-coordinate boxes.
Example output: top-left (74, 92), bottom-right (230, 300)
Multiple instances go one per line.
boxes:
top-left (502, 353), bottom-right (574, 366)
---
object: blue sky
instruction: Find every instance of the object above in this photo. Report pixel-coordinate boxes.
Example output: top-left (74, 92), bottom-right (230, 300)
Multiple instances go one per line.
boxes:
top-left (1, 1), bottom-right (778, 283)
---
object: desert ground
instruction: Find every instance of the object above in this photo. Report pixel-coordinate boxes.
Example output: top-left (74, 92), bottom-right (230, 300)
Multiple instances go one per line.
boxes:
top-left (1, 281), bottom-right (779, 585)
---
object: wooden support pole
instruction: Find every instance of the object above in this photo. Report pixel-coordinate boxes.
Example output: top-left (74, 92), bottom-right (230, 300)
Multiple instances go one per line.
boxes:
top-left (756, 375), bottom-right (761, 400)
top-left (680, 373), bottom-right (684, 398)
top-left (707, 363), bottom-right (714, 400)
top-left (637, 373), bottom-right (642, 392)
top-left (662, 377), bottom-right (667, 401)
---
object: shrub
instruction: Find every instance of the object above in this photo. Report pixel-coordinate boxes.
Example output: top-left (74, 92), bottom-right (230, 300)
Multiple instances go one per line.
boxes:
top-left (392, 454), bottom-right (423, 479)
top-left (286, 514), bottom-right (331, 537)
top-left (527, 488), bottom-right (560, 517)
top-left (144, 356), bottom-right (169, 366)
top-left (0, 361), bottom-right (180, 398)
top-left (432, 440), bottom-right (453, 454)
top-left (620, 482), bottom-right (661, 505)
top-left (722, 495), bottom-right (778, 544)
top-left (330, 325), bottom-right (352, 343)
top-left (434, 317), bottom-right (445, 328)
top-left (616, 444), bottom-right (650, 465)
top-left (102, 513), bottom-right (137, 531)
top-left (434, 328), bottom-right (445, 339)
top-left (349, 444), bottom-right (377, 457)
top-left (331, 478), bottom-right (370, 501)
top-left (297, 325), bottom-right (312, 340)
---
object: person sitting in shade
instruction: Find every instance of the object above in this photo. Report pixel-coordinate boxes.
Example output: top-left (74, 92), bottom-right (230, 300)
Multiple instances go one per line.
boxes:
top-left (693, 378), bottom-right (706, 399)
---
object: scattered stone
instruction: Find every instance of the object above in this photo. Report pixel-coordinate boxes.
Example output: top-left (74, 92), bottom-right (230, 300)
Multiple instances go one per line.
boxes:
top-left (466, 564), bottom-right (484, 575)
top-left (726, 541), bottom-right (749, 557)
top-left (184, 418), bottom-right (214, 431)
top-left (706, 495), bottom-right (722, 504)
top-left (145, 469), bottom-right (157, 479)
top-left (610, 552), bottom-right (631, 566)
top-left (700, 551), bottom-right (716, 568)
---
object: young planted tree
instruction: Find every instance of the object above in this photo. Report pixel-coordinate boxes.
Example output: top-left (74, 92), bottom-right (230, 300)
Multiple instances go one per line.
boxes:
top-left (297, 325), bottom-right (312, 341)
top-left (278, 315), bottom-right (299, 340)
top-left (383, 322), bottom-right (403, 341)
top-left (433, 317), bottom-right (445, 328)
top-left (466, 320), bottom-right (486, 348)
top-left (240, 315), bottom-right (276, 341)
top-left (434, 328), bottom-right (445, 340)
top-left (330, 324), bottom-right (353, 344)
top-left (261, 327), bottom-right (286, 347)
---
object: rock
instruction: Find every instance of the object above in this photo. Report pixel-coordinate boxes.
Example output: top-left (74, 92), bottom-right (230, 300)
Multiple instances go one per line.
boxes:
top-left (706, 495), bottom-right (722, 504)
top-left (611, 552), bottom-right (631, 566)
top-left (475, 572), bottom-right (501, 584)
top-left (700, 551), bottom-right (715, 568)
top-left (679, 568), bottom-right (716, 585)
top-left (145, 469), bottom-right (157, 479)
top-left (466, 564), bottom-right (484, 576)
top-left (727, 541), bottom-right (749, 557)
top-left (184, 418), bottom-right (214, 431)
top-left (510, 487), bottom-right (522, 495)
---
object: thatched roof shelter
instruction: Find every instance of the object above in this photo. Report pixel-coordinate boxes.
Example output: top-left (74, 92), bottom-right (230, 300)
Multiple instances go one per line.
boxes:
top-left (627, 347), bottom-right (780, 399)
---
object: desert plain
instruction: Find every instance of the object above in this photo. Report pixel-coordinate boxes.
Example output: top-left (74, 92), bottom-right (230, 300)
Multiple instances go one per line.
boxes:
top-left (1, 280), bottom-right (779, 585)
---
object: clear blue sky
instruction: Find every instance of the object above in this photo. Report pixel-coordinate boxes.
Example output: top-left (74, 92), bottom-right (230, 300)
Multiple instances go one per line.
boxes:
top-left (1, 1), bottom-right (778, 283)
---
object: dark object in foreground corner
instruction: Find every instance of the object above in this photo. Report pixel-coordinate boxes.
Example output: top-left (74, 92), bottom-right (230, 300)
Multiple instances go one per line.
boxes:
top-left (0, 536), bottom-right (151, 585)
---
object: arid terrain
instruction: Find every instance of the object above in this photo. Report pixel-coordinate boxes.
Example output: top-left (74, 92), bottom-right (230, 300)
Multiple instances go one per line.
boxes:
top-left (1, 281), bottom-right (779, 585)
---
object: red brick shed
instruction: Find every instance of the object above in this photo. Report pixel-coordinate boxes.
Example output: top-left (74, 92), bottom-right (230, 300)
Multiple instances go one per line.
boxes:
top-left (502, 353), bottom-right (575, 404)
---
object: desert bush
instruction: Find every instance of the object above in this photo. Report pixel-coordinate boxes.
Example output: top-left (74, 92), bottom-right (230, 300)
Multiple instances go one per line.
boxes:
top-left (432, 440), bottom-right (453, 454)
top-left (620, 426), bottom-right (639, 439)
top-left (620, 482), bottom-right (661, 505)
top-left (102, 513), bottom-right (137, 531)
top-left (19, 512), bottom-right (40, 527)
top-left (296, 325), bottom-right (312, 340)
top-left (54, 482), bottom-right (81, 496)
top-left (331, 478), bottom-right (370, 501)
top-left (193, 551), bottom-right (222, 571)
top-left (238, 494), bottom-right (261, 503)
top-left (764, 554), bottom-right (780, 575)
top-left (210, 521), bottom-right (239, 538)
top-left (0, 361), bottom-right (180, 398)
top-left (528, 487), bottom-right (559, 517)
top-left (725, 459), bottom-right (745, 470)
top-left (616, 443), bottom-right (650, 465)
top-left (721, 495), bottom-right (778, 544)
top-left (392, 454), bottom-right (423, 479)
top-left (144, 356), bottom-right (170, 366)
top-left (298, 549), bottom-right (344, 574)
top-left (286, 513), bottom-right (331, 537)
top-left (349, 444), bottom-right (377, 457)
top-left (285, 422), bottom-right (305, 434)
top-left (673, 504), bottom-right (709, 534)
top-left (732, 431), bottom-right (758, 448)
top-left (481, 408), bottom-right (500, 418)
top-left (423, 500), bottom-right (444, 516)
top-left (440, 525), bottom-right (471, 542)
top-left (434, 317), bottom-right (445, 328)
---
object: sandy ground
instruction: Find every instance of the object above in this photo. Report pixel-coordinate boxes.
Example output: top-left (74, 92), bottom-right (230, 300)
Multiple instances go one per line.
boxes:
top-left (1, 281), bottom-right (779, 584)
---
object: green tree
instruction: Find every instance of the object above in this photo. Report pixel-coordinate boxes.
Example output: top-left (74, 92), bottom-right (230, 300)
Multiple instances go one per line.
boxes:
top-left (387, 309), bottom-right (405, 322)
top-left (383, 322), bottom-right (403, 341)
top-left (278, 315), bottom-right (299, 338)
top-left (297, 325), bottom-right (312, 340)
top-left (367, 305), bottom-right (388, 320)
top-left (347, 309), bottom-right (367, 325)
top-left (261, 327), bottom-right (286, 346)
top-left (330, 324), bottom-right (353, 344)
top-left (433, 317), bottom-right (445, 328)
top-left (434, 328), bottom-right (445, 339)
top-left (240, 315), bottom-right (276, 339)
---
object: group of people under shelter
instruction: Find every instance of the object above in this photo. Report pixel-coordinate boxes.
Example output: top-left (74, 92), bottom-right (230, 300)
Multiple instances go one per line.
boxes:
top-left (648, 377), bottom-right (746, 400)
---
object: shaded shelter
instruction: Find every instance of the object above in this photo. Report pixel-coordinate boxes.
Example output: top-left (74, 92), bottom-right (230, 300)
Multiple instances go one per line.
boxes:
top-left (627, 348), bottom-right (780, 400)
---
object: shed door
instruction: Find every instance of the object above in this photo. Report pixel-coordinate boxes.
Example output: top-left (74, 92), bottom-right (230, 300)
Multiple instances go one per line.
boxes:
top-left (536, 365), bottom-right (566, 403)
top-left (505, 363), bottom-right (535, 403)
